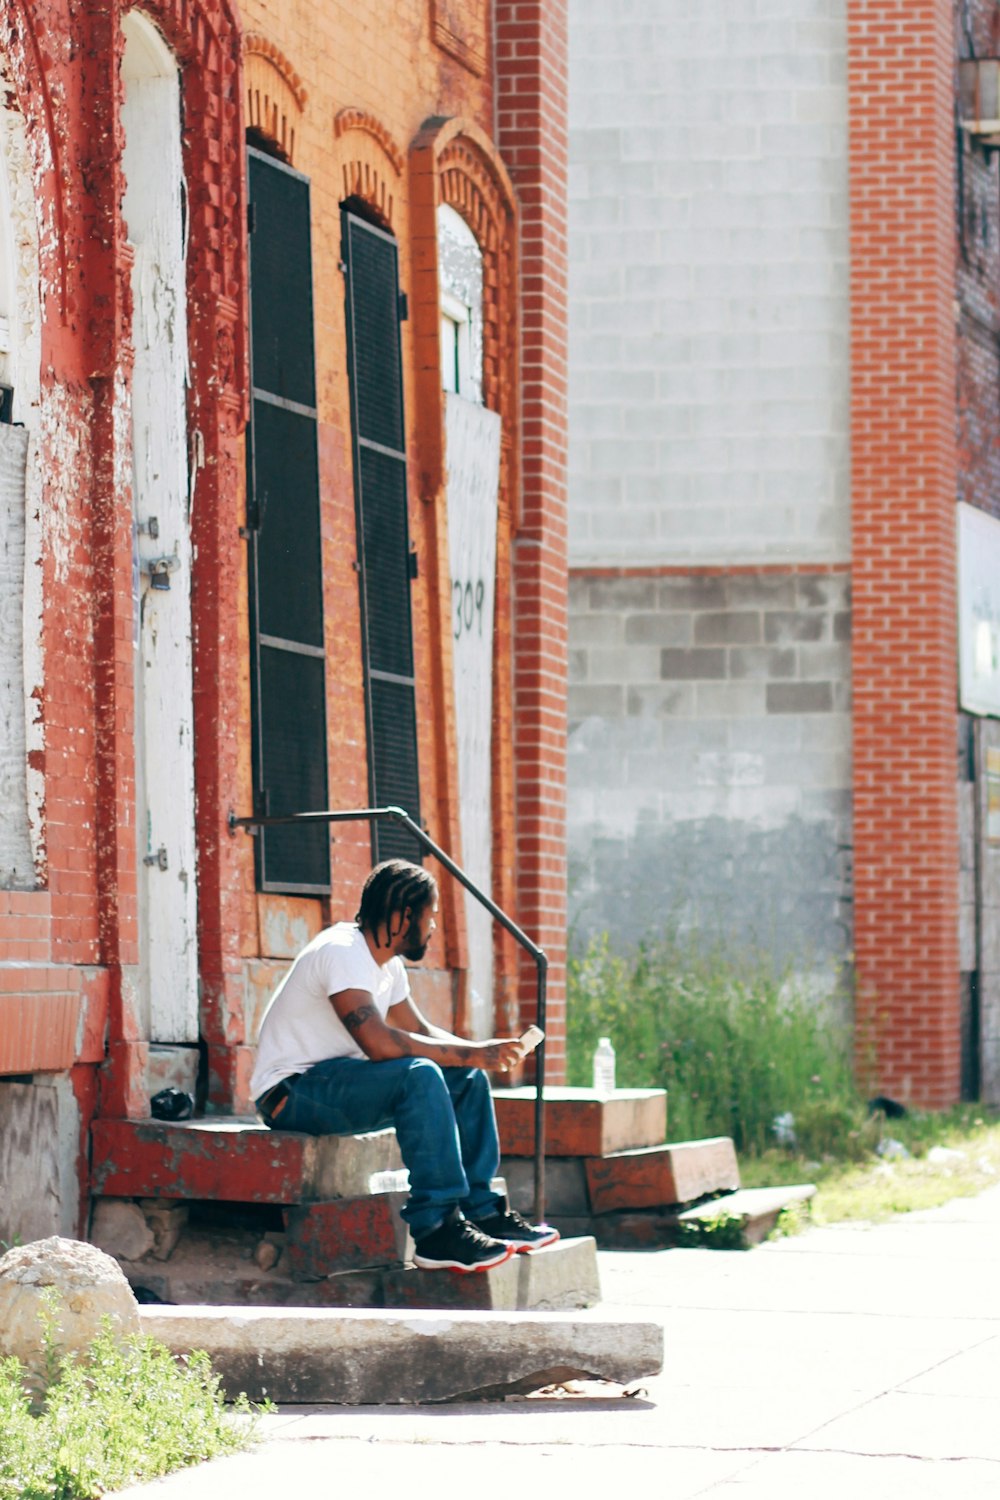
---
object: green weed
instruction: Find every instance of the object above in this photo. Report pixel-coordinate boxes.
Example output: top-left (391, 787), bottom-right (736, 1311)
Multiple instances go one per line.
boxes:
top-left (0, 1313), bottom-right (269, 1500)
top-left (567, 932), bottom-right (860, 1155)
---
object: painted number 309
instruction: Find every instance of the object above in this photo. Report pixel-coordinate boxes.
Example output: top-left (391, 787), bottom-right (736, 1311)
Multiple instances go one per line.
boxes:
top-left (453, 578), bottom-right (486, 639)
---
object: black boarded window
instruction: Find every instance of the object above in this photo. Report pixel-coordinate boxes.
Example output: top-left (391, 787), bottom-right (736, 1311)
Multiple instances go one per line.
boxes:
top-left (342, 209), bottom-right (422, 864)
top-left (246, 147), bottom-right (330, 892)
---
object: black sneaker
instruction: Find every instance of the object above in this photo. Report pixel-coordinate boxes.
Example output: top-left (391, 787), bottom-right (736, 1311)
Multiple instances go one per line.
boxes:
top-left (413, 1208), bottom-right (515, 1273)
top-left (471, 1198), bottom-right (561, 1253)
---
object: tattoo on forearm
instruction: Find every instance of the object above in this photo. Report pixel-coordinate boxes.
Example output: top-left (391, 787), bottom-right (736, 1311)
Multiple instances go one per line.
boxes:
top-left (342, 1003), bottom-right (377, 1033)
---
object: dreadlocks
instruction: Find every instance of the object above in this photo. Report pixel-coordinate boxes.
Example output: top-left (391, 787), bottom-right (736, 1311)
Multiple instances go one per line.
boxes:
top-left (355, 859), bottom-right (438, 947)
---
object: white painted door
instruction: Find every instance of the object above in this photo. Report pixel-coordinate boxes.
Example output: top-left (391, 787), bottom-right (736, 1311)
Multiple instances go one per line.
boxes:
top-left (122, 15), bottom-right (198, 1042)
top-left (0, 424), bottom-right (31, 888)
top-left (445, 393), bottom-right (501, 1039)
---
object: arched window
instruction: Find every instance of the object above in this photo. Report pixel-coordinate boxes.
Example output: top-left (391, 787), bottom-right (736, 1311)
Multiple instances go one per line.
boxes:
top-left (437, 203), bottom-right (483, 404)
top-left (437, 203), bottom-right (498, 1036)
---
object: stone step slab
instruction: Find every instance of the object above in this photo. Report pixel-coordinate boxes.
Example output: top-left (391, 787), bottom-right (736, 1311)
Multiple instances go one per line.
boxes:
top-left (380, 1236), bottom-right (600, 1313)
top-left (585, 1137), bottom-right (741, 1214)
top-left (91, 1119), bottom-right (402, 1204)
top-left (673, 1183), bottom-right (816, 1248)
top-left (492, 1087), bottom-right (667, 1158)
top-left (284, 1193), bottom-right (412, 1281)
top-left (583, 1183), bottom-right (816, 1251)
top-left (501, 1136), bottom-right (741, 1218)
top-left (139, 1303), bottom-right (664, 1403)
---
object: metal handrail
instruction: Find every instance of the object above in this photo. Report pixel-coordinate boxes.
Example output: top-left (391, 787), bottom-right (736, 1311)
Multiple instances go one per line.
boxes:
top-left (229, 803), bottom-right (548, 1222)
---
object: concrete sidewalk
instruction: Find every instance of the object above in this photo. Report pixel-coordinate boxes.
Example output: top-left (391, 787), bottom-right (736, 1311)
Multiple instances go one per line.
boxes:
top-left (111, 1185), bottom-right (1000, 1498)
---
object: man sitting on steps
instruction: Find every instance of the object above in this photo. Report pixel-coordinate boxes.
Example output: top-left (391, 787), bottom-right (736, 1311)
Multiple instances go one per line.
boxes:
top-left (250, 858), bottom-right (558, 1272)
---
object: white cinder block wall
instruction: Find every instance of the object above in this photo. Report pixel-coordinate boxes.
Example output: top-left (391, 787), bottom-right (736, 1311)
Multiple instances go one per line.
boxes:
top-left (566, 0), bottom-right (852, 973)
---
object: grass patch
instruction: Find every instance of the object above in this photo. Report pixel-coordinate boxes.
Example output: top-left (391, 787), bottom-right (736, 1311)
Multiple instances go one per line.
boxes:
top-left (751, 1107), bottom-right (1000, 1227)
top-left (567, 933), bottom-right (860, 1155)
top-left (0, 1304), bottom-right (268, 1500)
top-left (568, 934), bottom-right (1000, 1230)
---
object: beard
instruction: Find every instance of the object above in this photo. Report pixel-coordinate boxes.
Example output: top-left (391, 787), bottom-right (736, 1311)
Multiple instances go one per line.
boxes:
top-left (401, 918), bottom-right (430, 962)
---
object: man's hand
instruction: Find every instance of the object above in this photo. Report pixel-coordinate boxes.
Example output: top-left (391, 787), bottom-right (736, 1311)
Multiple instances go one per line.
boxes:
top-left (476, 1038), bottom-right (526, 1073)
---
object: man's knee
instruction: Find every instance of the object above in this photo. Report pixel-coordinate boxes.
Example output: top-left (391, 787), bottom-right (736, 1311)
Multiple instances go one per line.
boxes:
top-left (400, 1056), bottom-right (447, 1093)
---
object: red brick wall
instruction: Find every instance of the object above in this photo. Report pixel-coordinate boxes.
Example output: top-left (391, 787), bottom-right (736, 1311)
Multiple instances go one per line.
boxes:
top-left (495, 0), bottom-right (570, 1074)
top-left (0, 0), bottom-right (247, 1126)
top-left (1, 0), bottom-right (571, 1151)
top-left (956, 0), bottom-right (1000, 520)
top-left (848, 0), bottom-right (960, 1105)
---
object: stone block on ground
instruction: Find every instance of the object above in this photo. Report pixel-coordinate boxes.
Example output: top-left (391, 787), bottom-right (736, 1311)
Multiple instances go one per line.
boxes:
top-left (493, 1087), bottom-right (667, 1157)
top-left (90, 1200), bottom-right (155, 1262)
top-left (138, 1200), bottom-right (189, 1261)
top-left (284, 1193), bottom-right (412, 1280)
top-left (586, 1137), bottom-right (740, 1214)
top-left (0, 1238), bottom-right (140, 1388)
top-left (140, 1304), bottom-right (664, 1403)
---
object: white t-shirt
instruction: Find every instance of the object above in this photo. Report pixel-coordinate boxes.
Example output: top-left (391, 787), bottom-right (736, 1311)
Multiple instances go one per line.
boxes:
top-left (250, 923), bottom-right (409, 1099)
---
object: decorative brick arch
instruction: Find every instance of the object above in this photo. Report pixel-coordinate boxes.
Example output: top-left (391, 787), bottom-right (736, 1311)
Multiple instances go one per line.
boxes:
top-left (244, 32), bottom-right (306, 164)
top-left (408, 117), bottom-right (521, 1037)
top-left (124, 0), bottom-right (247, 427)
top-left (333, 107), bottom-right (405, 228)
top-left (2, 7), bottom-right (69, 327)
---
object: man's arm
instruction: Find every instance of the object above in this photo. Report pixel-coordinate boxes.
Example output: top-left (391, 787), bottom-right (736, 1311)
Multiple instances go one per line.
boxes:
top-left (332, 988), bottom-right (523, 1072)
top-left (386, 993), bottom-right (463, 1044)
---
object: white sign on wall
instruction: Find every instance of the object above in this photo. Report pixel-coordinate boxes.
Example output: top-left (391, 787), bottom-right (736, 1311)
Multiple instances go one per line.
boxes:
top-left (959, 502), bottom-right (1000, 718)
top-left (446, 393), bottom-right (501, 1039)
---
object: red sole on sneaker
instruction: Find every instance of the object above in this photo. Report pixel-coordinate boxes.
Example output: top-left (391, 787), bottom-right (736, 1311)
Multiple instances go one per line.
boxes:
top-left (509, 1230), bottom-right (561, 1252)
top-left (413, 1246), bottom-right (515, 1273)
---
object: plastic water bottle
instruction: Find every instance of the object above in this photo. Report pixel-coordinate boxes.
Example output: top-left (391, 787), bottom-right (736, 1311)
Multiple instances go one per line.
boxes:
top-left (592, 1036), bottom-right (616, 1096)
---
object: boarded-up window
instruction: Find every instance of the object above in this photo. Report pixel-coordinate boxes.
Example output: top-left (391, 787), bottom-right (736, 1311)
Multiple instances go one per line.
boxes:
top-left (247, 148), bottom-right (329, 891)
top-left (342, 209), bottom-right (421, 863)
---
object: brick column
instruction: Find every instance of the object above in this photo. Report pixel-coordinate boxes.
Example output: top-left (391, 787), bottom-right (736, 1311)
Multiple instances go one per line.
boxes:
top-left (83, 5), bottom-right (148, 1118)
top-left (848, 0), bottom-right (960, 1105)
top-left (495, 1), bottom-right (569, 1073)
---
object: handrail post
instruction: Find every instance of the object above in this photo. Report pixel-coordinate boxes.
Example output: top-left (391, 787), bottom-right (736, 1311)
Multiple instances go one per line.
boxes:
top-left (533, 953), bottom-right (548, 1225)
top-left (228, 802), bottom-right (549, 1223)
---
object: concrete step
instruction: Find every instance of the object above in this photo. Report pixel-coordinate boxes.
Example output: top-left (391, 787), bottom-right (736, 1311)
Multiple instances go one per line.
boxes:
top-left (381, 1237), bottom-right (601, 1312)
top-left (493, 1086), bottom-right (667, 1157)
top-left (587, 1137), bottom-right (740, 1213)
top-left (673, 1184), bottom-right (816, 1248)
top-left (139, 1301), bottom-right (663, 1403)
top-left (91, 1118), bottom-right (402, 1203)
top-left (102, 1221), bottom-right (600, 1313)
top-left (575, 1183), bottom-right (817, 1251)
top-left (502, 1135), bottom-right (740, 1218)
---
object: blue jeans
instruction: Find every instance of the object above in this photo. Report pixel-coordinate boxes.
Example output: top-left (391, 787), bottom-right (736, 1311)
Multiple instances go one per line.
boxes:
top-left (270, 1056), bottom-right (502, 1241)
